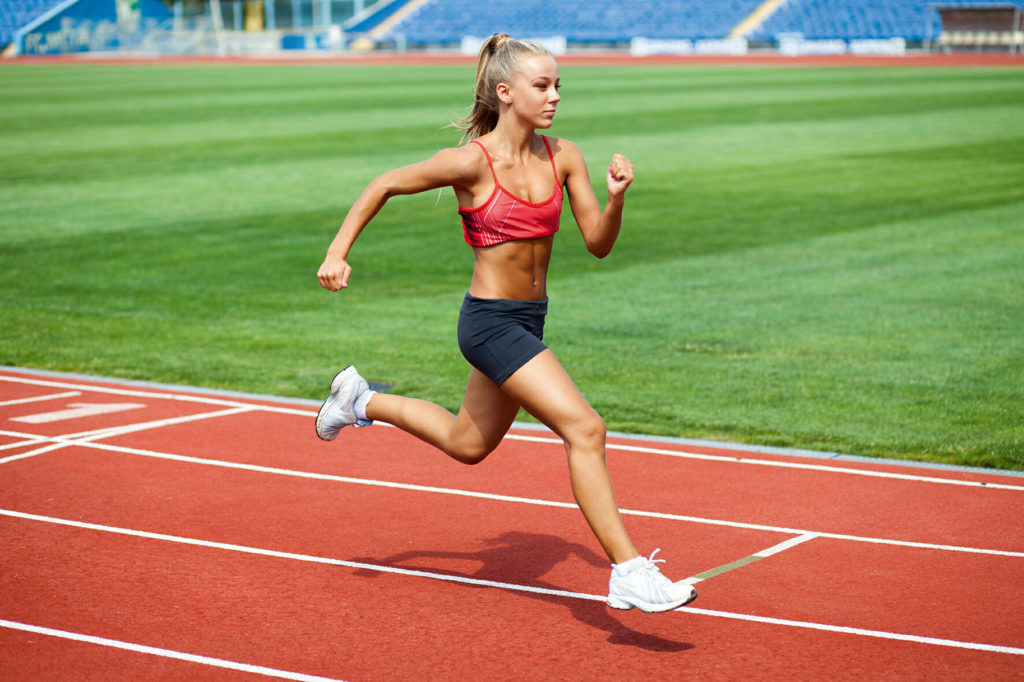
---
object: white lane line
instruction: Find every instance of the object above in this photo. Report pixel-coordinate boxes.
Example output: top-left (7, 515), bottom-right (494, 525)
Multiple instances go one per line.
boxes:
top-left (507, 434), bottom-right (1024, 491)
top-left (0, 436), bottom-right (52, 452)
top-left (0, 375), bottom-right (307, 415)
top-left (4, 373), bottom-right (1022, 491)
top-left (0, 391), bottom-right (81, 407)
top-left (11, 439), bottom-right (1024, 558)
top-left (0, 508), bottom-right (603, 603)
top-left (678, 607), bottom-right (1024, 656)
top-left (756, 532), bottom-right (820, 557)
top-left (0, 407), bottom-right (255, 465)
top-left (11, 402), bottom-right (146, 424)
top-left (2, 510), bottom-right (1021, 657)
top-left (0, 619), bottom-right (345, 682)
top-left (0, 442), bottom-right (75, 465)
top-left (60, 406), bottom-right (256, 440)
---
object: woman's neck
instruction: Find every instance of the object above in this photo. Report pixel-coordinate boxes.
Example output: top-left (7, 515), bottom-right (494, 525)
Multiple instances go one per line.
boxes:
top-left (487, 118), bottom-right (538, 159)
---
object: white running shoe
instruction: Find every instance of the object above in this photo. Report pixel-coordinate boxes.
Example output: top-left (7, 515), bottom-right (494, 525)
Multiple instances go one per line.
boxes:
top-left (607, 549), bottom-right (698, 613)
top-left (315, 366), bottom-right (373, 441)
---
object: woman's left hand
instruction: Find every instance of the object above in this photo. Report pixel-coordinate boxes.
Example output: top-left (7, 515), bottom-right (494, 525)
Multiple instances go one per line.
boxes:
top-left (607, 153), bottom-right (634, 198)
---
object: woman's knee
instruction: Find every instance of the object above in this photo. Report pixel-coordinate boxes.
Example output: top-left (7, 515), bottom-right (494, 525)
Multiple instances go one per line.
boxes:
top-left (444, 435), bottom-right (498, 465)
top-left (563, 410), bottom-right (606, 453)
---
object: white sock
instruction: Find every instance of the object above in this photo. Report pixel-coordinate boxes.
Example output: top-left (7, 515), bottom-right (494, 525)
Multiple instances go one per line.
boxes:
top-left (354, 390), bottom-right (376, 421)
top-left (612, 555), bottom-right (644, 577)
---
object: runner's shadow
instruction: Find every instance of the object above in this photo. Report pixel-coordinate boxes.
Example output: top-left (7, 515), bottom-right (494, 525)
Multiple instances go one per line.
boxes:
top-left (351, 531), bottom-right (692, 652)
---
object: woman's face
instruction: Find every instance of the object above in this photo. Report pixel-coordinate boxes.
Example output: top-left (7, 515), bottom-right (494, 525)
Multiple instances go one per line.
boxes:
top-left (502, 54), bottom-right (561, 128)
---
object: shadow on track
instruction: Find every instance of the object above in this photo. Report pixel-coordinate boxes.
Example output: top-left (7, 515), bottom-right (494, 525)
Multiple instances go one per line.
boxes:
top-left (351, 531), bottom-right (693, 652)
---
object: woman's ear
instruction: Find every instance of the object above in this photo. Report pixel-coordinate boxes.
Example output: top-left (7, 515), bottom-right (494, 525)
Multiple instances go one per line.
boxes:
top-left (496, 81), bottom-right (513, 104)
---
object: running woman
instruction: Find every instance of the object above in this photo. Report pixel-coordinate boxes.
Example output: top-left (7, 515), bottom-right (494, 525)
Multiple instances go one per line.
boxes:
top-left (315, 33), bottom-right (697, 613)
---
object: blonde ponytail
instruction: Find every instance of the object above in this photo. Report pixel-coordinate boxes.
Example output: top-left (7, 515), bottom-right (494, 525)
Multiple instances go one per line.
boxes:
top-left (453, 33), bottom-right (551, 142)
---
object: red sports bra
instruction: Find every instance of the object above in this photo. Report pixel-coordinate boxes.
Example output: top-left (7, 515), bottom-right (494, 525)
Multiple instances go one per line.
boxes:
top-left (459, 135), bottom-right (563, 247)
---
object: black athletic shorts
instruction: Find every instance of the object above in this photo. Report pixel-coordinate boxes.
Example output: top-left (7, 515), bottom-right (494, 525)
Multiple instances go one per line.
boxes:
top-left (457, 293), bottom-right (548, 386)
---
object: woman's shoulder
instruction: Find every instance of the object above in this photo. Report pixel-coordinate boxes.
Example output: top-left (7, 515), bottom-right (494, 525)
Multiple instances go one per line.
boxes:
top-left (434, 141), bottom-right (485, 161)
top-left (422, 142), bottom-right (488, 179)
top-left (543, 136), bottom-right (585, 167)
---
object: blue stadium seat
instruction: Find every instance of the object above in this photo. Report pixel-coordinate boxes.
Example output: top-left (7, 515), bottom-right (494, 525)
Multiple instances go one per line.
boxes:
top-left (372, 0), bottom-right (1024, 46)
top-left (1, 0), bottom-right (63, 47)
top-left (380, 0), bottom-right (765, 44)
top-left (750, 0), bottom-right (1024, 43)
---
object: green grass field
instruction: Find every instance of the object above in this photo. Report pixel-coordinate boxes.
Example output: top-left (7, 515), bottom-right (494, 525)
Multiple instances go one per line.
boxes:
top-left (1, 60), bottom-right (1022, 469)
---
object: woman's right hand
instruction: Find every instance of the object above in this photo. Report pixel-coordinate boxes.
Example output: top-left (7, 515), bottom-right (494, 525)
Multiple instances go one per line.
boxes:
top-left (317, 254), bottom-right (352, 291)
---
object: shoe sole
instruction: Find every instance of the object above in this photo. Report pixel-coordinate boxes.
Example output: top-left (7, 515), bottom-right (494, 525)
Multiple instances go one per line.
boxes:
top-left (607, 585), bottom-right (698, 613)
top-left (315, 365), bottom-right (356, 441)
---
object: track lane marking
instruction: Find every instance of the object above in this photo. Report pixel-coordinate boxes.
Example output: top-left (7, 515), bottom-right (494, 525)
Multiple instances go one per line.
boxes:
top-left (2, 510), bottom-right (1022, 657)
top-left (0, 407), bottom-right (255, 465)
top-left (60, 406), bottom-right (256, 440)
top-left (0, 435), bottom-right (55, 452)
top-left (677, 607), bottom-right (1024, 656)
top-left (11, 402), bottom-right (146, 424)
top-left (0, 374), bottom-right (310, 415)
top-left (0, 619), bottom-right (344, 682)
top-left (3, 373), bottom-right (1022, 492)
top-left (0, 391), bottom-right (82, 407)
top-left (506, 433), bottom-right (1024, 491)
top-left (0, 508), bottom-right (607, 602)
top-left (0, 442), bottom-right (77, 465)
top-left (691, 533), bottom-right (819, 583)
top-left (5, 438), bottom-right (1023, 558)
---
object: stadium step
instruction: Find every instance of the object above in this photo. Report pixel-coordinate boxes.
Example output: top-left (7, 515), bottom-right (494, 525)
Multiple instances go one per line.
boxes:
top-left (349, 0), bottom-right (432, 51)
top-left (729, 0), bottom-right (790, 39)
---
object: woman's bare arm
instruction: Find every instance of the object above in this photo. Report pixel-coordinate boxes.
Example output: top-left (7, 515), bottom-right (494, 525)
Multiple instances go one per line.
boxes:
top-left (561, 140), bottom-right (634, 259)
top-left (318, 146), bottom-right (480, 291)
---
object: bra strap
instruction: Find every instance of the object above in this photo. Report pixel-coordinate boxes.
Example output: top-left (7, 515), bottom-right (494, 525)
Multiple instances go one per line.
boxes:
top-left (470, 139), bottom-right (498, 182)
top-left (541, 135), bottom-right (558, 184)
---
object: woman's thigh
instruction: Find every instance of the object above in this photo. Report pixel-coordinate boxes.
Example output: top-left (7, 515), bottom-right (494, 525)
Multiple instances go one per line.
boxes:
top-left (451, 367), bottom-right (522, 457)
top-left (499, 349), bottom-right (602, 443)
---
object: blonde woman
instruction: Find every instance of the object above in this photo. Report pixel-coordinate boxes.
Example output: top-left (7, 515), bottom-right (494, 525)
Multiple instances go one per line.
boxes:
top-left (316, 34), bottom-right (696, 613)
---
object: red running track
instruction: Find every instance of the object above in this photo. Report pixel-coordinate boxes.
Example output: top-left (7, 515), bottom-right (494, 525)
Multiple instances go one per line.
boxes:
top-left (1, 367), bottom-right (1022, 680)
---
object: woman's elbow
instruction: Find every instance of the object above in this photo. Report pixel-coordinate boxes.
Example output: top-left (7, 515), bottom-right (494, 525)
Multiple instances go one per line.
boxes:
top-left (586, 241), bottom-right (613, 259)
top-left (368, 175), bottom-right (398, 200)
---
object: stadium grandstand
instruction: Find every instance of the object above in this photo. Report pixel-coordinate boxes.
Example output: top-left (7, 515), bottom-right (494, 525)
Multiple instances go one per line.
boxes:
top-left (3, 0), bottom-right (1022, 56)
top-left (1, 0), bottom-right (59, 48)
top-left (750, 0), bottom-right (1023, 42)
top-left (367, 0), bottom-right (1021, 45)
top-left (380, 0), bottom-right (765, 43)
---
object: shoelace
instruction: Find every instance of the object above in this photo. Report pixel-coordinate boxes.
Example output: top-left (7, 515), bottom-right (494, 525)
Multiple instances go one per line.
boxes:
top-left (639, 548), bottom-right (665, 574)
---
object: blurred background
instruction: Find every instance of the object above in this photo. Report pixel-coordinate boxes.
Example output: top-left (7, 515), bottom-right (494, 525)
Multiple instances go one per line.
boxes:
top-left (3, 0), bottom-right (1023, 58)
